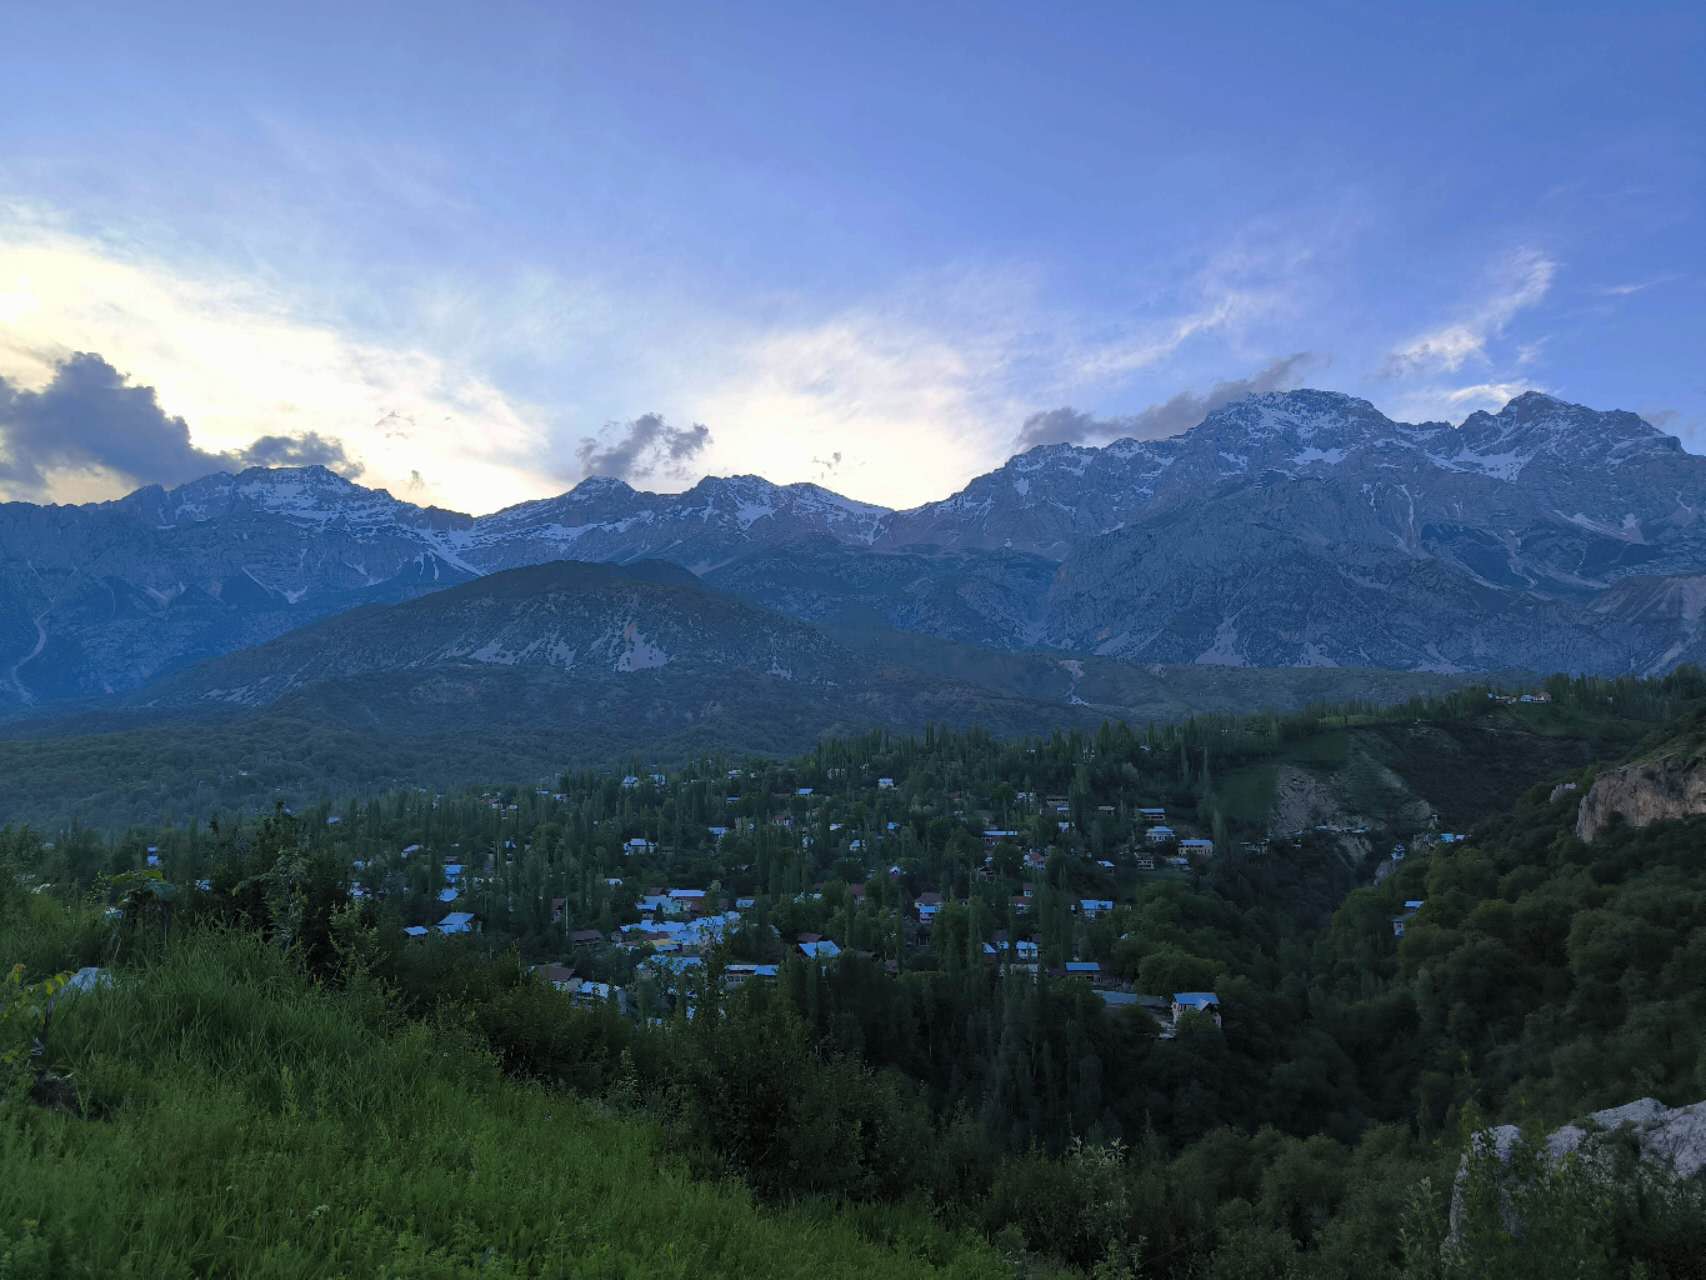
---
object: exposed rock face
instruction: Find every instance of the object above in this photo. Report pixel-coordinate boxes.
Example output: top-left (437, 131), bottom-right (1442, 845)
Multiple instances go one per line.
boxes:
top-left (1575, 754), bottom-right (1706, 841)
top-left (1452, 1098), bottom-right (1706, 1241)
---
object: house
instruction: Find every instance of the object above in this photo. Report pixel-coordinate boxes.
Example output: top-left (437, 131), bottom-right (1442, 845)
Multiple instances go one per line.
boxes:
top-left (734, 896), bottom-right (757, 910)
top-left (707, 825), bottom-right (730, 840)
top-left (1178, 838), bottom-right (1214, 857)
top-left (876, 776), bottom-right (897, 790)
top-left (625, 837), bottom-right (655, 855)
top-left (621, 775), bottom-right (641, 789)
top-left (569, 929), bottom-right (605, 946)
top-left (796, 787), bottom-right (815, 797)
top-left (647, 954), bottom-right (703, 978)
top-left (1096, 990), bottom-right (1138, 1008)
top-left (1391, 843), bottom-right (1407, 862)
top-left (437, 887), bottom-right (459, 903)
top-left (401, 844), bottom-right (422, 857)
top-left (551, 897), bottom-right (566, 924)
top-left (725, 963), bottom-right (780, 985)
top-left (799, 939), bottom-right (841, 961)
top-left (1011, 896), bottom-right (1032, 915)
top-left (402, 925), bottom-right (429, 939)
top-left (1172, 991), bottom-right (1222, 1028)
top-left (982, 829), bottom-right (1020, 844)
top-left (1145, 825), bottom-right (1176, 845)
top-left (437, 911), bottom-right (477, 936)
top-left (1064, 961), bottom-right (1101, 979)
top-left (1134, 856), bottom-right (1155, 871)
top-left (534, 963), bottom-right (577, 992)
top-left (1138, 807), bottom-right (1166, 821)
top-left (668, 888), bottom-right (708, 914)
top-left (443, 863), bottom-right (463, 881)
top-left (571, 981), bottom-right (628, 1013)
top-left (1079, 898), bottom-right (1114, 918)
top-left (1392, 898), bottom-right (1426, 934)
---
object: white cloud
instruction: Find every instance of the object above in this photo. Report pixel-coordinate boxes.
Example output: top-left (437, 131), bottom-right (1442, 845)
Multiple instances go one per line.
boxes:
top-left (1068, 240), bottom-right (1309, 384)
top-left (1596, 275), bottom-right (1679, 297)
top-left (685, 302), bottom-right (1031, 509)
top-left (1444, 381), bottom-right (1535, 407)
top-left (1383, 380), bottom-right (1542, 424)
top-left (0, 216), bottom-right (558, 513)
top-left (1385, 247), bottom-right (1557, 376)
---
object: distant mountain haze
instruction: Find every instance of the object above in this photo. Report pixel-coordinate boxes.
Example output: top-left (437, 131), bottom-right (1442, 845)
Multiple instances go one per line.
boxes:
top-left (2, 389), bottom-right (1703, 712)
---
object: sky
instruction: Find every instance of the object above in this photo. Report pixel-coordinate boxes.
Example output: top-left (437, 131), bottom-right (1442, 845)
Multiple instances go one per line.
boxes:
top-left (1, 1), bottom-right (1702, 514)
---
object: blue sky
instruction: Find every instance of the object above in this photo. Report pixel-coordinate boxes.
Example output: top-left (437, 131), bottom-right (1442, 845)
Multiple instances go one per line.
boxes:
top-left (1, 1), bottom-right (1701, 512)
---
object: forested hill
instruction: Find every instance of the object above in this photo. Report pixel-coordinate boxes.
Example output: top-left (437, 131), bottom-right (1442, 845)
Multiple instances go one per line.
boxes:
top-left (0, 557), bottom-right (1488, 831)
top-left (6, 669), bottom-right (1706, 1275)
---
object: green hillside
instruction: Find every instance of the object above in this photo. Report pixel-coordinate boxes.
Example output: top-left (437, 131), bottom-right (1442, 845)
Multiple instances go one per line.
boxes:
top-left (0, 924), bottom-right (1005, 1280)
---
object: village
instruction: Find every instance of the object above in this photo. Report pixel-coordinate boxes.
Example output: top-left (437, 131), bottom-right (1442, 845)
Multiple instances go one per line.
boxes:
top-left (314, 730), bottom-right (1465, 1041)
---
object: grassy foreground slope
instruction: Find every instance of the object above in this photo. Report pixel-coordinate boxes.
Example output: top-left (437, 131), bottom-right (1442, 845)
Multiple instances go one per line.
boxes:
top-left (0, 928), bottom-right (1004, 1280)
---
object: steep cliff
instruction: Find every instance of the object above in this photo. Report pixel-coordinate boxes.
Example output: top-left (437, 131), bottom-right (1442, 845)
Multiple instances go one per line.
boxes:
top-left (1575, 736), bottom-right (1706, 840)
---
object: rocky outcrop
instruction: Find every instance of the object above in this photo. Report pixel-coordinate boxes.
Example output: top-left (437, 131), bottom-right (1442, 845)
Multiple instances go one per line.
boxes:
top-left (1575, 753), bottom-right (1706, 841)
top-left (1452, 1098), bottom-right (1706, 1241)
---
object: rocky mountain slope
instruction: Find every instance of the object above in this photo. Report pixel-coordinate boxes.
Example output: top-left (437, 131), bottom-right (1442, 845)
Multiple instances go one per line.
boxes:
top-left (1574, 712), bottom-right (1706, 841)
top-left (5, 388), bottom-right (1706, 708)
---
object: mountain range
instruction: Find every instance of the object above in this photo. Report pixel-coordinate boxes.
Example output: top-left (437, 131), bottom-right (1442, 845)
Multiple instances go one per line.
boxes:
top-left (4, 388), bottom-right (1705, 722)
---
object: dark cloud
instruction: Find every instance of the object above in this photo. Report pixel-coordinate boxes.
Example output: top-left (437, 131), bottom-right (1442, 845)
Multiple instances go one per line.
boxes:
top-left (576, 412), bottom-right (713, 480)
top-left (1014, 352), bottom-right (1318, 452)
top-left (0, 352), bottom-right (363, 497)
top-left (234, 431), bottom-right (362, 475)
top-left (1013, 407), bottom-right (1101, 451)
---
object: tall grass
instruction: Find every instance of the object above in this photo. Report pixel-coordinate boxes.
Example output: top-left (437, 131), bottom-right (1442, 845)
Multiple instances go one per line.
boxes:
top-left (1, 927), bottom-right (1007, 1279)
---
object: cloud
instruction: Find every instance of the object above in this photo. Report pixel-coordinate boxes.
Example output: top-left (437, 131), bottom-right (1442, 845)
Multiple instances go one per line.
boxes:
top-left (576, 413), bottom-right (712, 480)
top-left (1013, 407), bottom-right (1103, 451)
top-left (0, 351), bottom-right (363, 497)
top-left (0, 217), bottom-right (555, 513)
top-left (1442, 381), bottom-right (1536, 408)
top-left (1384, 247), bottom-right (1557, 376)
top-left (1013, 352), bottom-right (1317, 451)
top-left (685, 288), bottom-right (1036, 508)
top-left (233, 431), bottom-right (363, 476)
top-left (1597, 275), bottom-right (1679, 297)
